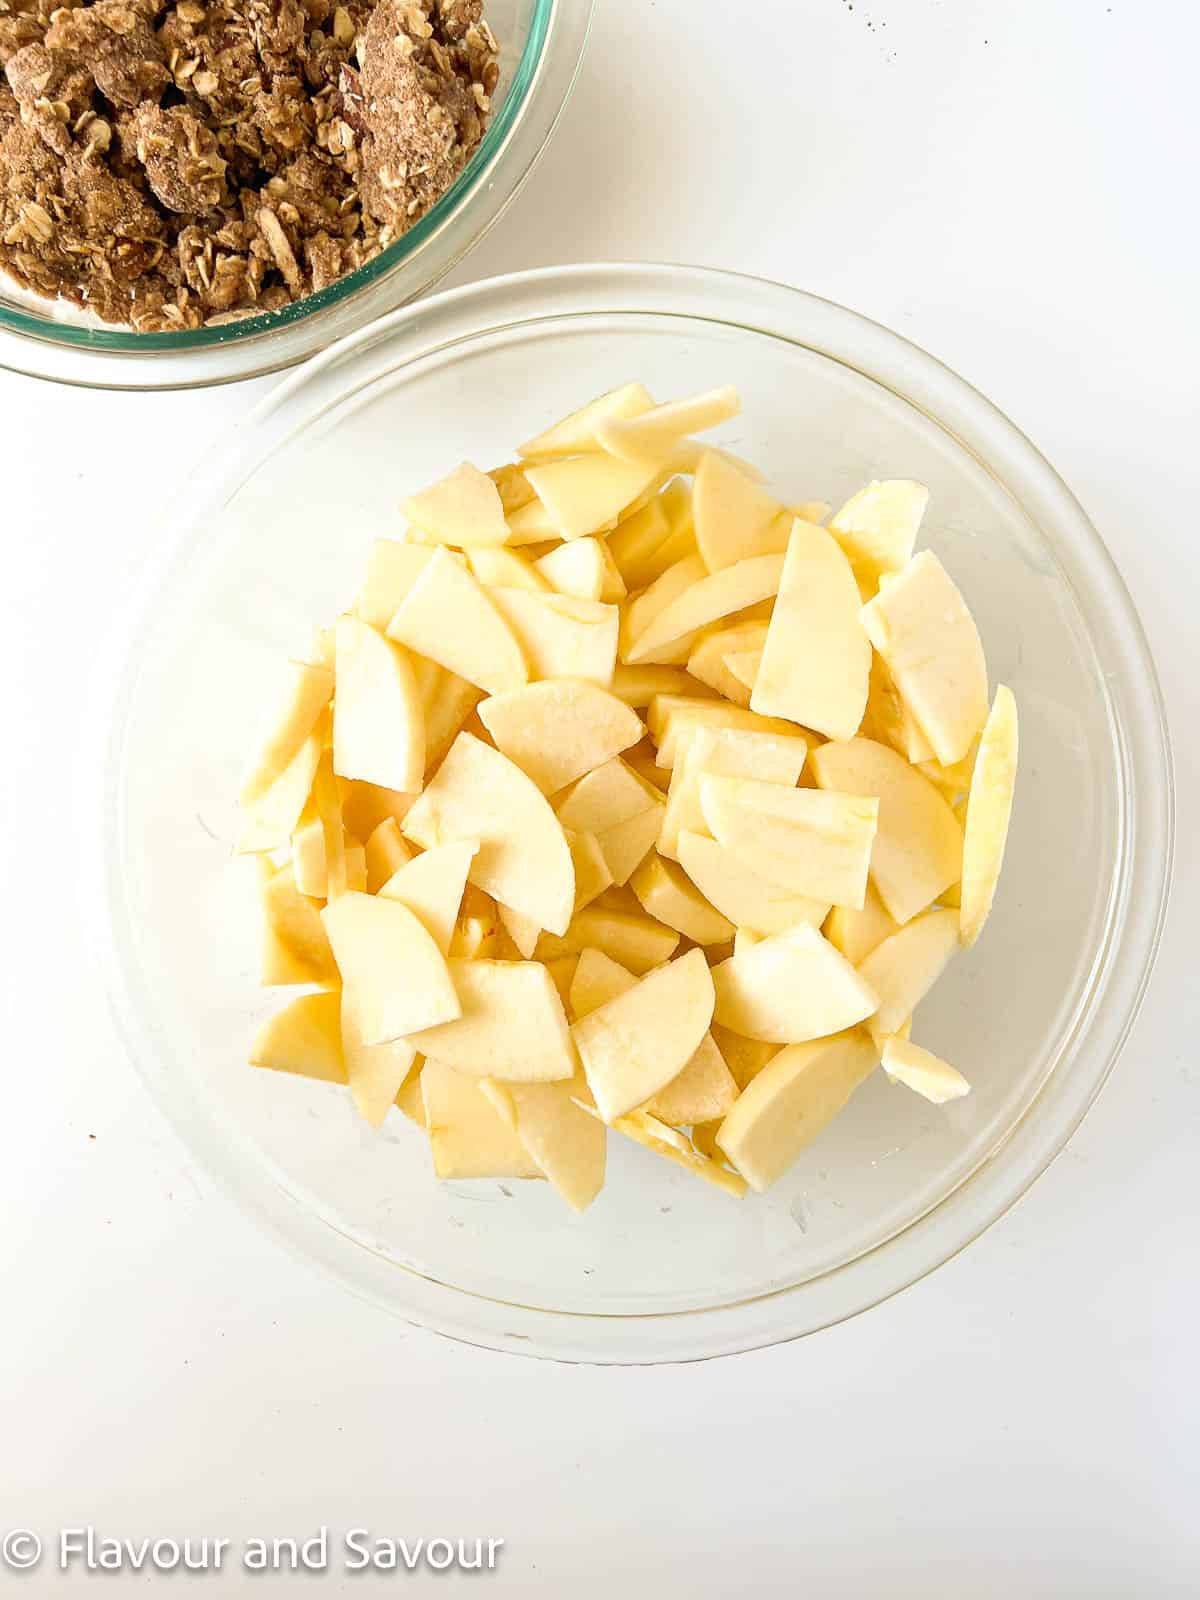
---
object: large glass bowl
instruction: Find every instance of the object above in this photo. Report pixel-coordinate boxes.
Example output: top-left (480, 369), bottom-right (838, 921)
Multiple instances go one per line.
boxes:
top-left (0, 0), bottom-right (590, 390)
top-left (95, 265), bottom-right (1173, 1362)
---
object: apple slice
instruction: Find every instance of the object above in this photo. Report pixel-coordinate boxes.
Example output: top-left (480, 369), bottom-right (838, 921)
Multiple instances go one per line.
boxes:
top-left (403, 733), bottom-right (575, 936)
top-left (856, 907), bottom-right (960, 1042)
top-left (677, 830), bottom-right (829, 937)
top-left (534, 537), bottom-right (626, 603)
top-left (524, 454), bottom-right (662, 542)
top-left (659, 725), bottom-right (808, 859)
top-left (829, 480), bottom-right (929, 595)
top-left (409, 959), bottom-right (577, 1082)
top-left (644, 1031), bottom-right (737, 1127)
top-left (606, 496), bottom-right (671, 585)
top-left (649, 698), bottom-right (807, 769)
top-left (386, 548), bottom-right (527, 696)
top-left (822, 880), bottom-right (899, 964)
top-left (711, 923), bottom-right (878, 1043)
top-left (481, 1074), bottom-right (606, 1212)
top-left (587, 1106), bottom-right (747, 1197)
top-left (363, 817), bottom-right (412, 892)
top-left (356, 540), bottom-right (449, 630)
top-left (569, 947), bottom-right (638, 1018)
top-left (488, 461), bottom-right (537, 514)
top-left (626, 553), bottom-right (785, 665)
top-left (809, 736), bottom-right (963, 925)
top-left (321, 891), bottom-right (460, 1045)
top-left (378, 839), bottom-right (477, 955)
top-left (504, 496), bottom-right (561, 545)
top-left (538, 907), bottom-right (680, 975)
top-left (686, 622), bottom-right (769, 707)
top-left (240, 660), bottom-right (333, 806)
top-left (716, 1029), bottom-right (879, 1190)
top-left (332, 616), bottom-right (424, 795)
top-left (250, 991), bottom-right (346, 1084)
top-left (554, 754), bottom-right (661, 833)
top-left (571, 948), bottom-right (715, 1122)
top-left (237, 721), bottom-right (323, 853)
top-left (596, 386), bottom-right (741, 465)
top-left (722, 648), bottom-right (762, 693)
top-left (751, 518), bottom-right (871, 741)
top-left (621, 555), bottom-right (708, 665)
top-left (709, 1023), bottom-right (779, 1090)
top-left (567, 828), bottom-right (613, 912)
top-left (518, 381), bottom-right (654, 460)
top-left (630, 852), bottom-right (734, 945)
top-left (609, 665), bottom-right (710, 708)
top-left (477, 680), bottom-right (643, 794)
top-left (700, 775), bottom-right (878, 908)
top-left (861, 653), bottom-right (936, 765)
top-left (260, 863), bottom-right (337, 986)
top-left (486, 588), bottom-right (619, 685)
top-left (410, 657), bottom-right (481, 777)
top-left (290, 801), bottom-right (328, 898)
top-left (881, 1035), bottom-right (970, 1103)
top-left (394, 1063), bottom-right (426, 1127)
top-left (693, 449), bottom-right (789, 571)
top-left (860, 550), bottom-right (989, 766)
top-left (421, 1060), bottom-right (545, 1179)
top-left (466, 546), bottom-right (549, 593)
top-left (959, 685), bottom-right (1019, 948)
top-left (340, 991), bottom-right (418, 1127)
top-left (627, 480), bottom-right (698, 587)
top-left (401, 461), bottom-right (509, 548)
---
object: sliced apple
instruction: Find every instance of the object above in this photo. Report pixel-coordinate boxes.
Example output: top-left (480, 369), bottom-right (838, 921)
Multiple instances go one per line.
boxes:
top-left (394, 1062), bottom-right (426, 1127)
top-left (569, 947), bottom-right (638, 1018)
top-left (659, 724), bottom-right (808, 860)
top-left (644, 1031), bottom-right (738, 1126)
top-left (409, 959), bottom-right (576, 1082)
top-left (822, 880), bottom-right (899, 964)
top-left (722, 648), bottom-right (762, 693)
top-left (362, 817), bottom-right (412, 893)
top-left (829, 479), bottom-right (929, 596)
top-left (477, 680), bottom-right (643, 795)
top-left (716, 1029), bottom-right (879, 1190)
top-left (332, 616), bottom-right (424, 795)
top-left (466, 546), bottom-right (549, 593)
top-left (449, 886), bottom-right (509, 959)
top-left (571, 948), bottom-right (715, 1122)
top-left (260, 863), bottom-right (337, 986)
top-left (856, 907), bottom-right (960, 1042)
top-left (709, 1023), bottom-right (779, 1090)
top-left (609, 665), bottom-right (710, 708)
top-left (751, 518), bottom-right (870, 741)
top-left (860, 550), bottom-right (989, 766)
top-left (481, 1075), bottom-right (606, 1211)
top-left (862, 652), bottom-right (936, 765)
top-left (553, 754), bottom-right (663, 883)
top-left (378, 839), bottom-right (477, 955)
top-left (356, 540), bottom-right (447, 630)
top-left (534, 537), bottom-right (626, 603)
top-left (410, 657), bottom-right (481, 777)
top-left (606, 495), bottom-right (671, 587)
top-left (621, 555), bottom-right (708, 665)
top-left (711, 924), bottom-right (877, 1043)
top-left (630, 852), bottom-right (734, 945)
top-left (881, 1035), bottom-right (970, 1103)
top-left (518, 381), bottom-right (654, 460)
top-left (237, 721), bottom-right (323, 854)
top-left (626, 553), bottom-right (785, 665)
top-left (523, 454), bottom-right (662, 542)
top-left (650, 698), bottom-right (808, 770)
top-left (686, 622), bottom-right (769, 707)
top-left (693, 449), bottom-right (788, 571)
top-left (504, 495), bottom-right (561, 545)
top-left (628, 479), bottom-right (698, 587)
top-left (341, 990), bottom-right (418, 1127)
top-left (251, 991), bottom-right (346, 1084)
top-left (321, 891), bottom-right (460, 1045)
top-left (677, 830), bottom-right (829, 937)
top-left (809, 736), bottom-right (963, 926)
top-left (401, 461), bottom-right (509, 548)
top-left (240, 660), bottom-right (333, 806)
top-left (588, 1105), bottom-right (747, 1197)
top-left (421, 1059), bottom-right (545, 1179)
top-left (567, 828), bottom-right (613, 912)
top-left (537, 907), bottom-right (680, 975)
top-left (403, 732), bottom-right (575, 936)
top-left (596, 386), bottom-right (741, 465)
top-left (959, 685), bottom-right (1019, 948)
top-left (485, 588), bottom-right (619, 685)
top-left (386, 547), bottom-right (527, 695)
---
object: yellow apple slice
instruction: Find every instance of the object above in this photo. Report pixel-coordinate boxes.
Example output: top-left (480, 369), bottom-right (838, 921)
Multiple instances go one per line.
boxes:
top-left (386, 548), bottom-right (527, 696)
top-left (627, 480), bottom-right (698, 587)
top-left (523, 454), bottom-right (662, 542)
top-left (856, 907), bottom-right (960, 1042)
top-left (722, 648), bottom-right (762, 693)
top-left (881, 1035), bottom-right (970, 1103)
top-left (588, 798), bottom-right (663, 884)
top-left (644, 1031), bottom-right (737, 1127)
top-left (700, 775), bottom-right (878, 908)
top-left (518, 381), bottom-right (654, 460)
top-left (482, 1073), bottom-right (606, 1212)
top-left (449, 886), bottom-right (509, 959)
top-left (959, 685), bottom-right (1019, 948)
top-left (809, 737), bottom-right (963, 926)
top-left (567, 828), bottom-right (613, 912)
top-left (250, 991), bottom-right (347, 1084)
top-left (568, 947), bottom-right (638, 1018)
top-left (338, 779), bottom-right (414, 842)
top-left (534, 537), bottom-right (626, 603)
top-left (410, 657), bottom-right (481, 777)
top-left (493, 902), bottom-right (537, 960)
top-left (686, 622), bottom-right (769, 707)
top-left (709, 1023), bottom-right (779, 1090)
top-left (596, 386), bottom-right (741, 465)
top-left (659, 725), bottom-right (809, 860)
top-left (650, 698), bottom-right (807, 770)
top-left (237, 721), bottom-right (323, 853)
top-left (378, 839), bottom-right (477, 956)
top-left (553, 754), bottom-right (661, 833)
top-left (240, 660), bottom-right (333, 806)
top-left (626, 553), bottom-right (785, 665)
top-left (321, 891), bottom-right (460, 1045)
top-left (364, 817), bottom-right (413, 893)
top-left (751, 518), bottom-right (871, 741)
top-left (332, 616), bottom-right (424, 795)
top-left (466, 546), bottom-right (550, 593)
top-left (571, 948), bottom-right (715, 1122)
top-left (716, 1029), bottom-right (879, 1190)
top-left (403, 733), bottom-right (575, 936)
top-left (488, 461), bottom-right (537, 514)
top-left (477, 680), bottom-right (643, 794)
top-left (340, 991), bottom-right (418, 1127)
top-left (822, 880), bottom-right (899, 964)
top-left (606, 496), bottom-right (671, 586)
top-left (409, 960), bottom-right (576, 1082)
top-left (711, 923), bottom-right (878, 1043)
top-left (356, 540), bottom-right (450, 630)
top-left (677, 831), bottom-right (829, 937)
top-left (485, 588), bottom-right (619, 685)
top-left (693, 449), bottom-right (788, 571)
top-left (260, 863), bottom-right (337, 986)
top-left (537, 907), bottom-right (680, 975)
top-left (584, 1105), bottom-right (747, 1197)
top-left (620, 555), bottom-right (708, 665)
top-left (504, 496), bottom-right (561, 545)
top-left (394, 1062), bottom-right (426, 1127)
top-left (829, 479), bottom-right (929, 596)
top-left (401, 461), bottom-right (509, 548)
top-left (609, 665), bottom-right (710, 708)
top-left (421, 1059), bottom-right (545, 1179)
top-left (290, 801), bottom-right (327, 899)
top-left (860, 550), bottom-right (989, 766)
top-left (861, 653), bottom-right (936, 765)
top-left (630, 852), bottom-right (734, 945)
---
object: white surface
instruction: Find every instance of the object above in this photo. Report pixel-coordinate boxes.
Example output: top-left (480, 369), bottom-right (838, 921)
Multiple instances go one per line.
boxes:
top-left (1, 0), bottom-right (1197, 1591)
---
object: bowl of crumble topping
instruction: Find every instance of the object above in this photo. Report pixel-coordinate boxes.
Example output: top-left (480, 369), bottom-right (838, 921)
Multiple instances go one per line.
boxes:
top-left (0, 0), bottom-right (591, 387)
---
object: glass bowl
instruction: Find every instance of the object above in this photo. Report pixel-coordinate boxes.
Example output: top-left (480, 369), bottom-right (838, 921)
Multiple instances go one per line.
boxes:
top-left (94, 264), bottom-right (1174, 1362)
top-left (0, 0), bottom-right (591, 391)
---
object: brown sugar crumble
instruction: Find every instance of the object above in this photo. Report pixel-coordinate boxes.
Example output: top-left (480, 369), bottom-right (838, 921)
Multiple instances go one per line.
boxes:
top-left (0, 0), bottom-right (498, 329)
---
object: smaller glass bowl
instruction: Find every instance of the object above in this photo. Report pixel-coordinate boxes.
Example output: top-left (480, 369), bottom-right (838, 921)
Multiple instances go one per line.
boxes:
top-left (0, 0), bottom-right (591, 390)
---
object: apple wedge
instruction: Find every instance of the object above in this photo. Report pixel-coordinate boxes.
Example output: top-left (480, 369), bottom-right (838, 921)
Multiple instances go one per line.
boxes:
top-left (609, 665), bottom-right (710, 709)
top-left (709, 1024), bottom-right (778, 1091)
top-left (627, 480), bottom-right (698, 587)
top-left (700, 775), bottom-right (879, 908)
top-left (751, 518), bottom-right (871, 741)
top-left (321, 891), bottom-right (460, 1045)
top-left (630, 852), bottom-right (734, 945)
top-left (466, 546), bottom-right (549, 593)
top-left (809, 736), bottom-right (963, 926)
top-left (856, 907), bottom-right (961, 1042)
top-left (554, 754), bottom-right (664, 884)
top-left (711, 924), bottom-right (878, 1044)
top-left (659, 724), bottom-right (808, 859)
top-left (237, 721), bottom-right (324, 854)
top-left (596, 386), bottom-right (741, 465)
top-left (477, 680), bottom-right (644, 795)
top-left (386, 547), bottom-right (528, 695)
top-left (403, 733), bottom-right (575, 936)
top-left (829, 479), bottom-right (929, 596)
top-left (693, 449), bottom-right (789, 571)
top-left (644, 1031), bottom-right (738, 1127)
top-left (569, 947), bottom-right (638, 1018)
top-left (536, 907), bottom-right (679, 975)
top-left (571, 948), bottom-right (715, 1122)
top-left (409, 959), bottom-right (577, 1082)
top-left (378, 839), bottom-right (477, 955)
top-left (411, 657), bottom-right (481, 776)
top-left (567, 828), bottom-right (613, 912)
top-left (677, 831), bottom-right (829, 937)
top-left (340, 991), bottom-right (418, 1127)
top-left (421, 1060), bottom-right (545, 1179)
top-left (822, 881), bottom-right (899, 964)
top-left (686, 622), bottom-right (769, 707)
top-left (401, 461), bottom-right (509, 548)
top-left (716, 1029), bottom-right (879, 1190)
top-left (250, 991), bottom-right (347, 1084)
top-left (240, 660), bottom-right (333, 806)
top-left (534, 537), bottom-right (626, 603)
top-left (626, 553), bottom-right (785, 665)
top-left (861, 653), bottom-right (935, 765)
top-left (486, 588), bottom-right (619, 685)
top-left (332, 616), bottom-right (425, 795)
top-left (364, 817), bottom-right (413, 893)
top-left (722, 648), bottom-right (762, 693)
top-left (482, 1074), bottom-right (606, 1212)
top-left (606, 496), bottom-right (671, 586)
top-left (860, 550), bottom-right (989, 766)
top-left (524, 454), bottom-right (662, 542)
top-left (959, 685), bottom-right (1019, 948)
top-left (621, 555), bottom-right (708, 665)
top-left (881, 1035), bottom-right (971, 1103)
top-left (649, 698), bottom-right (807, 769)
top-left (518, 381), bottom-right (654, 460)
top-left (504, 496), bottom-right (561, 545)
top-left (260, 863), bottom-right (338, 987)
top-left (356, 540), bottom-right (450, 630)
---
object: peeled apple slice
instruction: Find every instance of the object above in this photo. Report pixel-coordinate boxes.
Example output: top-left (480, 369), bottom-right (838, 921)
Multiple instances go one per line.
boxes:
top-left (421, 1059), bottom-right (545, 1179)
top-left (321, 889), bottom-right (461, 1044)
top-left (387, 547), bottom-right (528, 695)
top-left (723, 648), bottom-right (762, 693)
top-left (477, 680), bottom-right (643, 795)
top-left (829, 479), bottom-right (929, 596)
top-left (524, 454), bottom-right (662, 542)
top-left (534, 537), bottom-right (626, 603)
top-left (677, 830), bottom-right (829, 937)
top-left (645, 1032), bottom-right (738, 1127)
top-left (402, 462), bottom-right (509, 548)
top-left (536, 907), bottom-right (679, 975)
top-left (364, 817), bottom-right (413, 893)
top-left (626, 554), bottom-right (785, 665)
top-left (693, 449), bottom-right (789, 570)
top-left (716, 1029), bottom-right (879, 1191)
top-left (250, 991), bottom-right (346, 1084)
top-left (856, 907), bottom-right (961, 1042)
top-left (518, 381), bottom-right (654, 460)
top-left (481, 1075), bottom-right (606, 1212)
top-left (341, 992), bottom-right (418, 1127)
top-left (333, 616), bottom-right (425, 794)
top-left (959, 685), bottom-right (1019, 948)
top-left (259, 862), bottom-right (337, 987)
top-left (606, 496), bottom-right (671, 586)
top-left (881, 1035), bottom-right (971, 1103)
top-left (621, 555), bottom-right (708, 664)
top-left (403, 733), bottom-right (575, 937)
top-left (237, 722), bottom-right (323, 853)
top-left (609, 665), bottom-right (709, 709)
top-left (822, 881), bottom-right (899, 965)
top-left (378, 839), bottom-right (477, 956)
top-left (710, 923), bottom-right (878, 1044)
top-left (686, 622), bottom-right (768, 707)
top-left (466, 546), bottom-right (549, 593)
top-left (569, 947), bottom-right (639, 1019)
top-left (408, 959), bottom-right (576, 1083)
top-left (659, 725), bottom-right (808, 860)
top-left (486, 588), bottom-right (619, 686)
top-left (860, 550), bottom-right (989, 767)
top-left (629, 852), bottom-right (734, 945)
top-left (356, 540), bottom-right (444, 630)
top-left (592, 1107), bottom-right (747, 1197)
top-left (750, 518), bottom-right (871, 741)
top-left (651, 698), bottom-right (806, 770)
top-left (596, 386), bottom-right (741, 466)
top-left (240, 660), bottom-right (332, 805)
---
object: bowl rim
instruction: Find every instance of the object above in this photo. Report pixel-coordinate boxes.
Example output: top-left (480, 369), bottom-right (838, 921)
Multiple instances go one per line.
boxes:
top-left (92, 263), bottom-right (1176, 1363)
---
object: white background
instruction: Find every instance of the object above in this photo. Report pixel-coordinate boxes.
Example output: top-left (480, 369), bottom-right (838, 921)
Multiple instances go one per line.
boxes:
top-left (2, 0), bottom-right (1197, 1593)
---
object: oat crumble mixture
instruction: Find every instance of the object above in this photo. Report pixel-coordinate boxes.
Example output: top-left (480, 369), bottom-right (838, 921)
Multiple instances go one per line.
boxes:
top-left (0, 0), bottom-right (498, 329)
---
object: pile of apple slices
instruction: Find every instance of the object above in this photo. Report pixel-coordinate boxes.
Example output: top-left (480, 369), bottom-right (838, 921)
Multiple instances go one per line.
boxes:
top-left (241, 381), bottom-right (1019, 1213)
